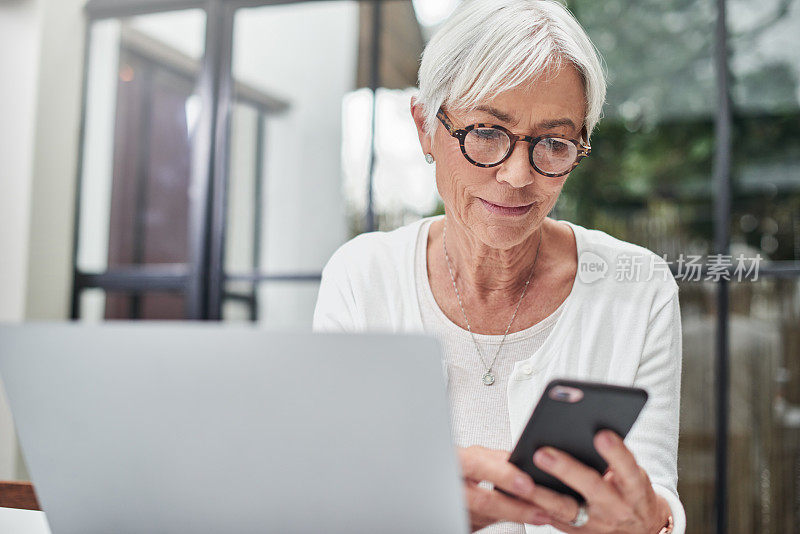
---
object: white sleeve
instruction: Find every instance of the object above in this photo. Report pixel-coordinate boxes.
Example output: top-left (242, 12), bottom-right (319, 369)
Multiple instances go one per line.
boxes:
top-left (312, 251), bottom-right (360, 333)
top-left (626, 284), bottom-right (687, 533)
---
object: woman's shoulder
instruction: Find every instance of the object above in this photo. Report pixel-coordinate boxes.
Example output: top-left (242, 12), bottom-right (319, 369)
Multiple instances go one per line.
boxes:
top-left (563, 219), bottom-right (663, 258)
top-left (559, 219), bottom-right (679, 303)
top-left (317, 217), bottom-right (433, 331)
top-left (321, 216), bottom-right (431, 282)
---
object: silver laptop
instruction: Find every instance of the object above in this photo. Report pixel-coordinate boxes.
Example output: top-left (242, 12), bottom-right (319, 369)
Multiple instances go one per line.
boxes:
top-left (0, 323), bottom-right (468, 534)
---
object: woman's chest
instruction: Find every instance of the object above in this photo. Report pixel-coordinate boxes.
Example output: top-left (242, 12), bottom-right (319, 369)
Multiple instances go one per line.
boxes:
top-left (427, 271), bottom-right (573, 335)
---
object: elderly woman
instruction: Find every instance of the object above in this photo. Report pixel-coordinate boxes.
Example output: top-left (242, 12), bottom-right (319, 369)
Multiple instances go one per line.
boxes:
top-left (313, 1), bottom-right (684, 533)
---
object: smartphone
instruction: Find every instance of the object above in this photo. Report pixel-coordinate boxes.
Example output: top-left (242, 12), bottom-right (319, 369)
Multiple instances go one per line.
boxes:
top-left (506, 378), bottom-right (648, 503)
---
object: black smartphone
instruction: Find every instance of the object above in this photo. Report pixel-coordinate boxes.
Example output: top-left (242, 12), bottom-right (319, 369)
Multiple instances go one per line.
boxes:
top-left (506, 378), bottom-right (648, 503)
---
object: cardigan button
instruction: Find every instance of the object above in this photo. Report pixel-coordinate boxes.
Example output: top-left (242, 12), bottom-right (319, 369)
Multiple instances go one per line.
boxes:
top-left (521, 364), bottom-right (533, 375)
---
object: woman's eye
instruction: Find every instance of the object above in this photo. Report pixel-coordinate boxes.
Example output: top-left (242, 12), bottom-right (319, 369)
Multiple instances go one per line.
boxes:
top-left (546, 138), bottom-right (569, 153)
top-left (474, 129), bottom-right (502, 140)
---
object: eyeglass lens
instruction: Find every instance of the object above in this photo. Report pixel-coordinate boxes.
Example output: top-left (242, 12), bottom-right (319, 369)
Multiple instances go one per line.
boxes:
top-left (463, 127), bottom-right (578, 174)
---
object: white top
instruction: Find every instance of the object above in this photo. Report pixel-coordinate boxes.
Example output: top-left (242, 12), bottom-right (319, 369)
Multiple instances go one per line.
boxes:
top-left (416, 216), bottom-right (563, 534)
top-left (313, 215), bottom-right (686, 534)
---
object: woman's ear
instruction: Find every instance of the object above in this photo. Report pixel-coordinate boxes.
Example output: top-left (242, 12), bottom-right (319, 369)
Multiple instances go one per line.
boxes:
top-left (410, 96), bottom-right (434, 158)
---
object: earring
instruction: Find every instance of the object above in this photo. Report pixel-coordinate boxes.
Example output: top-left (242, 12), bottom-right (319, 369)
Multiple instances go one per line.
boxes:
top-left (425, 153), bottom-right (434, 164)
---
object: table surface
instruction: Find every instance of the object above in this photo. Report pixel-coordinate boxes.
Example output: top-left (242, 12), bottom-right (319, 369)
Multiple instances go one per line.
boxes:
top-left (0, 507), bottom-right (51, 534)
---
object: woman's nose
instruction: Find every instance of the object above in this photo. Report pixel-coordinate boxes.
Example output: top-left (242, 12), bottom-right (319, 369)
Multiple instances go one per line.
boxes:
top-left (495, 142), bottom-right (536, 189)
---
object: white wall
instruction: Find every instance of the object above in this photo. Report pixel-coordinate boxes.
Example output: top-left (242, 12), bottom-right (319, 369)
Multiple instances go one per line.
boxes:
top-left (0, 0), bottom-right (85, 480)
top-left (0, 0), bottom-right (43, 482)
top-left (0, 2), bottom-right (39, 321)
top-left (25, 0), bottom-right (85, 320)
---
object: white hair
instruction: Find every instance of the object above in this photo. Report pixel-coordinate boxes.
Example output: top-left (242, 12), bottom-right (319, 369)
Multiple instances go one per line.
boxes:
top-left (416, 0), bottom-right (606, 143)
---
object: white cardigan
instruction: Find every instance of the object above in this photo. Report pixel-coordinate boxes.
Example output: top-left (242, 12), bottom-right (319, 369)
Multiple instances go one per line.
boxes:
top-left (313, 216), bottom-right (686, 534)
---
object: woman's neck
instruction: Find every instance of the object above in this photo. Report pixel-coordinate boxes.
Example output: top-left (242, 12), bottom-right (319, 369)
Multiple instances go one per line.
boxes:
top-left (441, 213), bottom-right (547, 304)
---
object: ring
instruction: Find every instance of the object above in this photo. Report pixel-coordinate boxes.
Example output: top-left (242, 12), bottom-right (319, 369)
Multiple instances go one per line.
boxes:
top-left (569, 503), bottom-right (589, 527)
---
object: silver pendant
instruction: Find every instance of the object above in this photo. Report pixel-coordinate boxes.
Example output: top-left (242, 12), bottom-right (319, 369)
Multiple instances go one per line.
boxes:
top-left (482, 372), bottom-right (495, 386)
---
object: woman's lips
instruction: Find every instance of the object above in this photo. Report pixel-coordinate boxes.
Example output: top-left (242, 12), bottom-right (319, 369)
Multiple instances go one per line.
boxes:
top-left (479, 198), bottom-right (534, 216)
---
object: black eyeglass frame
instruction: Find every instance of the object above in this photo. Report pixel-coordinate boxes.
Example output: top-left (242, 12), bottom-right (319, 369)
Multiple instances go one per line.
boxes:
top-left (436, 107), bottom-right (591, 177)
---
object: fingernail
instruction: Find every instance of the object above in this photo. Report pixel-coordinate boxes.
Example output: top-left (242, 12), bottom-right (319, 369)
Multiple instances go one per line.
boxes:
top-left (514, 474), bottom-right (534, 494)
top-left (600, 430), bottom-right (615, 447)
top-left (534, 448), bottom-right (555, 467)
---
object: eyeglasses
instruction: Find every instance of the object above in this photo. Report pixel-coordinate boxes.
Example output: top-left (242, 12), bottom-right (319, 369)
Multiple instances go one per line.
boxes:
top-left (436, 107), bottom-right (591, 177)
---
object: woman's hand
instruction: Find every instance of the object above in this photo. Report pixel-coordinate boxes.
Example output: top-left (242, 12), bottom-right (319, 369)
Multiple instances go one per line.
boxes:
top-left (457, 445), bottom-right (554, 531)
top-left (528, 429), bottom-right (672, 533)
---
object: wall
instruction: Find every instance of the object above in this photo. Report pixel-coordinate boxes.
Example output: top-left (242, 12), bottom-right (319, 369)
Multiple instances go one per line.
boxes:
top-left (25, 0), bottom-right (85, 321)
top-left (0, 0), bottom-right (85, 480)
top-left (0, 0), bottom-right (43, 482)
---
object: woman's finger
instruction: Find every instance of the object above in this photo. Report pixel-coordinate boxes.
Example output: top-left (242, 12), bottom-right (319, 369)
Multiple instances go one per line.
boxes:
top-left (458, 446), bottom-right (537, 500)
top-left (464, 480), bottom-right (552, 527)
top-left (532, 446), bottom-right (625, 510)
top-left (521, 477), bottom-right (586, 525)
top-left (602, 469), bottom-right (622, 495)
top-left (593, 430), bottom-right (654, 514)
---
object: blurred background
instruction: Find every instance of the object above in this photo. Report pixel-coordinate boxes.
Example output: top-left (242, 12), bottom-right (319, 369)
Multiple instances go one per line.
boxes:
top-left (0, 0), bottom-right (798, 532)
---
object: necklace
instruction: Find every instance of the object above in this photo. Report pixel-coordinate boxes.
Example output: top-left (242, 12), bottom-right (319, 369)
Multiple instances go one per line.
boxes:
top-left (442, 218), bottom-right (542, 386)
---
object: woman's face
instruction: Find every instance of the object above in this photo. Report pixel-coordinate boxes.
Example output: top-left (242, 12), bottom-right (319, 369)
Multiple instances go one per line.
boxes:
top-left (423, 65), bottom-right (586, 249)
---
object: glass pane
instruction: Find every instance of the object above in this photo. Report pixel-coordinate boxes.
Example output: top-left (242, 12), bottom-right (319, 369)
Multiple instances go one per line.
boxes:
top-left (560, 0), bottom-right (717, 259)
top-left (343, 87), bottom-right (439, 232)
top-left (726, 6), bottom-right (800, 528)
top-left (221, 279), bottom-right (257, 322)
top-left (77, 10), bottom-right (206, 272)
top-left (257, 281), bottom-right (321, 329)
top-left (221, 280), bottom-right (321, 329)
top-left (226, 1), bottom-right (359, 278)
top-left (729, 0), bottom-right (800, 262)
top-left (675, 281), bottom-right (718, 532)
top-left (78, 288), bottom-right (185, 320)
top-left (675, 274), bottom-right (800, 534)
top-left (729, 0), bottom-right (800, 114)
top-left (726, 276), bottom-right (800, 532)
top-left (222, 296), bottom-right (254, 322)
top-left (225, 103), bottom-right (260, 274)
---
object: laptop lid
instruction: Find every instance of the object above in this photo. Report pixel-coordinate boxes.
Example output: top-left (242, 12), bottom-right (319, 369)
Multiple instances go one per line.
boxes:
top-left (0, 323), bottom-right (468, 534)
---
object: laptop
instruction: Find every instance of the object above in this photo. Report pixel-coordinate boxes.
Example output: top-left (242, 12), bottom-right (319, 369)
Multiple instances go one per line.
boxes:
top-left (0, 323), bottom-right (468, 534)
